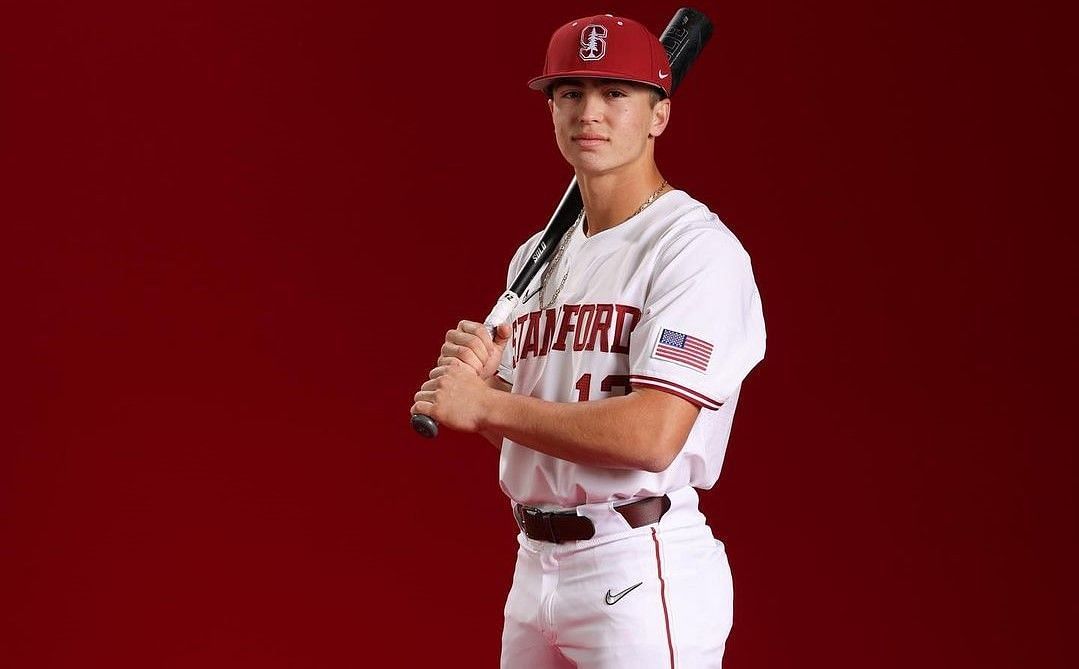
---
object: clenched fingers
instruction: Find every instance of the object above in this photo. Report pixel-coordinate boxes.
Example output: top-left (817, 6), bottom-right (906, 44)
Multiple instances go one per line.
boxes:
top-left (420, 375), bottom-right (444, 391)
top-left (434, 356), bottom-right (480, 375)
top-left (458, 320), bottom-right (495, 348)
top-left (440, 340), bottom-right (482, 372)
top-left (410, 401), bottom-right (432, 416)
top-left (428, 364), bottom-right (454, 380)
top-left (447, 328), bottom-right (490, 361)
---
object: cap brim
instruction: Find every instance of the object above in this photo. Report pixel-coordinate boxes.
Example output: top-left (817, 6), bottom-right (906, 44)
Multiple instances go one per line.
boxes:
top-left (527, 70), bottom-right (668, 96)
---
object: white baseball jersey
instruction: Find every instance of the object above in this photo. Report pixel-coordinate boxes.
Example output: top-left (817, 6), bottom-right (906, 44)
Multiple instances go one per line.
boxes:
top-left (496, 189), bottom-right (766, 509)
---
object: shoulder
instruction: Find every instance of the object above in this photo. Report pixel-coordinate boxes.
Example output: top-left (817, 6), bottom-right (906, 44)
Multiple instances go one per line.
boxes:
top-left (646, 191), bottom-right (752, 265)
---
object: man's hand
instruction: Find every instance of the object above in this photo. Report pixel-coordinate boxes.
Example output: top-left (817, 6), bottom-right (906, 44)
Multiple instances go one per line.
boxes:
top-left (411, 362), bottom-right (494, 433)
top-left (411, 320), bottom-right (512, 434)
top-left (438, 320), bottom-right (512, 380)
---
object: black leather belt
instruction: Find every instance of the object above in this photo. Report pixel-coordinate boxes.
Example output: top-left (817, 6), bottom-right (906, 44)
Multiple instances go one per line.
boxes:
top-left (514, 495), bottom-right (672, 543)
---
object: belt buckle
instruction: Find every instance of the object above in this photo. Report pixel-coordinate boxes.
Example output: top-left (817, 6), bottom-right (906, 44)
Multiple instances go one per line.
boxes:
top-left (519, 505), bottom-right (560, 543)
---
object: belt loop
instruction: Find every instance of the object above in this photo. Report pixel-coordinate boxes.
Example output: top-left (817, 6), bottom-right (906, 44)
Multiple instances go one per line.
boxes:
top-left (513, 504), bottom-right (524, 533)
top-left (544, 512), bottom-right (559, 544)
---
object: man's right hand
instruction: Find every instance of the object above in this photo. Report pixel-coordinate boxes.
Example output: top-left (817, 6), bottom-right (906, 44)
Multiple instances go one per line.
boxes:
top-left (436, 320), bottom-right (512, 381)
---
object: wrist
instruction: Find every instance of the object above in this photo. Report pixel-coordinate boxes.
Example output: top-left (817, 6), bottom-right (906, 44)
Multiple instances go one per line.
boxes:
top-left (478, 385), bottom-right (509, 433)
top-left (482, 357), bottom-right (505, 381)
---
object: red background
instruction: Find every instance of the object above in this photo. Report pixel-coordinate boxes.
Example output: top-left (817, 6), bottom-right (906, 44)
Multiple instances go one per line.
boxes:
top-left (4, 1), bottom-right (1074, 666)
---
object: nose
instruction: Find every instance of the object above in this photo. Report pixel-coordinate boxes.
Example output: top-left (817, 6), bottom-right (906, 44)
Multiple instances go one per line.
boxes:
top-left (578, 90), bottom-right (604, 123)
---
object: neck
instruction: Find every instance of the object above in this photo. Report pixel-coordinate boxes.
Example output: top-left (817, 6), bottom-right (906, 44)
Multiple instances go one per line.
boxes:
top-left (576, 164), bottom-right (667, 237)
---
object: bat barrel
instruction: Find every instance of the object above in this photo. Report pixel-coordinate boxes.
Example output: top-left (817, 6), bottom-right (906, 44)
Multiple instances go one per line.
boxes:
top-left (660, 8), bottom-right (714, 97)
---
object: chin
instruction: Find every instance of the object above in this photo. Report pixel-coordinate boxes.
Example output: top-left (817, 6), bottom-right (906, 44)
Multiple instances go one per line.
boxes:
top-left (562, 151), bottom-right (617, 176)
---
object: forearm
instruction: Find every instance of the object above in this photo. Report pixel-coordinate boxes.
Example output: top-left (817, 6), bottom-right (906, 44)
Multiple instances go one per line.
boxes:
top-left (480, 389), bottom-right (694, 472)
top-left (479, 375), bottom-right (512, 449)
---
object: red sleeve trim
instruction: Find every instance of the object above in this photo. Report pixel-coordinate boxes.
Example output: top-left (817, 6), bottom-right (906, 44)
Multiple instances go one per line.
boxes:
top-left (629, 375), bottom-right (724, 410)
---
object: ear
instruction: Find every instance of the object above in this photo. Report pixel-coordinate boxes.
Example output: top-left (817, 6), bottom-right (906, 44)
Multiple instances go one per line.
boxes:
top-left (548, 97), bottom-right (555, 123)
top-left (649, 98), bottom-right (671, 138)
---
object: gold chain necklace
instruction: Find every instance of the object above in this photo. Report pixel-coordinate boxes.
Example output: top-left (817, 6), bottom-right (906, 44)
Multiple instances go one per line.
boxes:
top-left (539, 179), bottom-right (669, 310)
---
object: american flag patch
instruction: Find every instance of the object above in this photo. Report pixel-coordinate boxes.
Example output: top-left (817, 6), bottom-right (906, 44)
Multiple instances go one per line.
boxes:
top-left (652, 328), bottom-right (714, 372)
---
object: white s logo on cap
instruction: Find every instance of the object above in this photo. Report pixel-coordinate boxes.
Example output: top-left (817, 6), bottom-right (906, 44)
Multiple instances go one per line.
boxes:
top-left (579, 25), bottom-right (608, 61)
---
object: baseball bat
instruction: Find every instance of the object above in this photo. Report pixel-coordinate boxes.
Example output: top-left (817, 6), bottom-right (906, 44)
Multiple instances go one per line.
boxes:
top-left (412, 7), bottom-right (714, 438)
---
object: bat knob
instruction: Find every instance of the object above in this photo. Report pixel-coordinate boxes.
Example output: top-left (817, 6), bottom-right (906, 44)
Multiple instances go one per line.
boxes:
top-left (411, 414), bottom-right (439, 438)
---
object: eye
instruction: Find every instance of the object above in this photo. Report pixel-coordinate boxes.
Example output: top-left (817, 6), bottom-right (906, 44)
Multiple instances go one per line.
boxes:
top-left (558, 90), bottom-right (582, 100)
top-left (605, 89), bottom-right (629, 99)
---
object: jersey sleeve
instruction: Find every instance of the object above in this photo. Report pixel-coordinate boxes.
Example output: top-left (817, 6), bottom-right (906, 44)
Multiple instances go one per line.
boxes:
top-left (628, 226), bottom-right (766, 409)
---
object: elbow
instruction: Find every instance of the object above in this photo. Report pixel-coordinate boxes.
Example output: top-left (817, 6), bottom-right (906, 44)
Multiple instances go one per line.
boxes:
top-left (635, 433), bottom-right (685, 473)
top-left (630, 418), bottom-right (690, 470)
top-left (639, 453), bottom-right (676, 474)
top-left (622, 390), bottom-right (698, 472)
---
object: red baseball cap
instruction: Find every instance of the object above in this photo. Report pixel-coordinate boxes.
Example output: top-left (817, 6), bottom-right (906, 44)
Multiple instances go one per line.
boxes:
top-left (528, 14), bottom-right (672, 98)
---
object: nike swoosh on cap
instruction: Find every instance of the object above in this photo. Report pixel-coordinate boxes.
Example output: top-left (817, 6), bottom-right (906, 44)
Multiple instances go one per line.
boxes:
top-left (658, 70), bottom-right (670, 79)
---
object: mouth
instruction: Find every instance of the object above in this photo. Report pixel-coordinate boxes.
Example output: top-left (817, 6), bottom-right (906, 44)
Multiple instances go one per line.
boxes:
top-left (571, 134), bottom-right (608, 148)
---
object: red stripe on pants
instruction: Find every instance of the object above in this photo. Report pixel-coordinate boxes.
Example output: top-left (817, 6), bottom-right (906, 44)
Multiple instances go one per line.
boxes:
top-left (651, 527), bottom-right (676, 668)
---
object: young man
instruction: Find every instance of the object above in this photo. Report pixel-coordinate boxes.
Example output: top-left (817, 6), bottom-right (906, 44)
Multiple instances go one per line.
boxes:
top-left (411, 13), bottom-right (766, 668)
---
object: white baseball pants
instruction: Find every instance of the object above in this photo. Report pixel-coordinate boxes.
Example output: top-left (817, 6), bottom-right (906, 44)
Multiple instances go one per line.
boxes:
top-left (500, 486), bottom-right (734, 668)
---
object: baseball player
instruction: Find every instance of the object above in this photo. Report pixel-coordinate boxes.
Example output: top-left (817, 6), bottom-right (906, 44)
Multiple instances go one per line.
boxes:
top-left (411, 13), bottom-right (766, 668)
